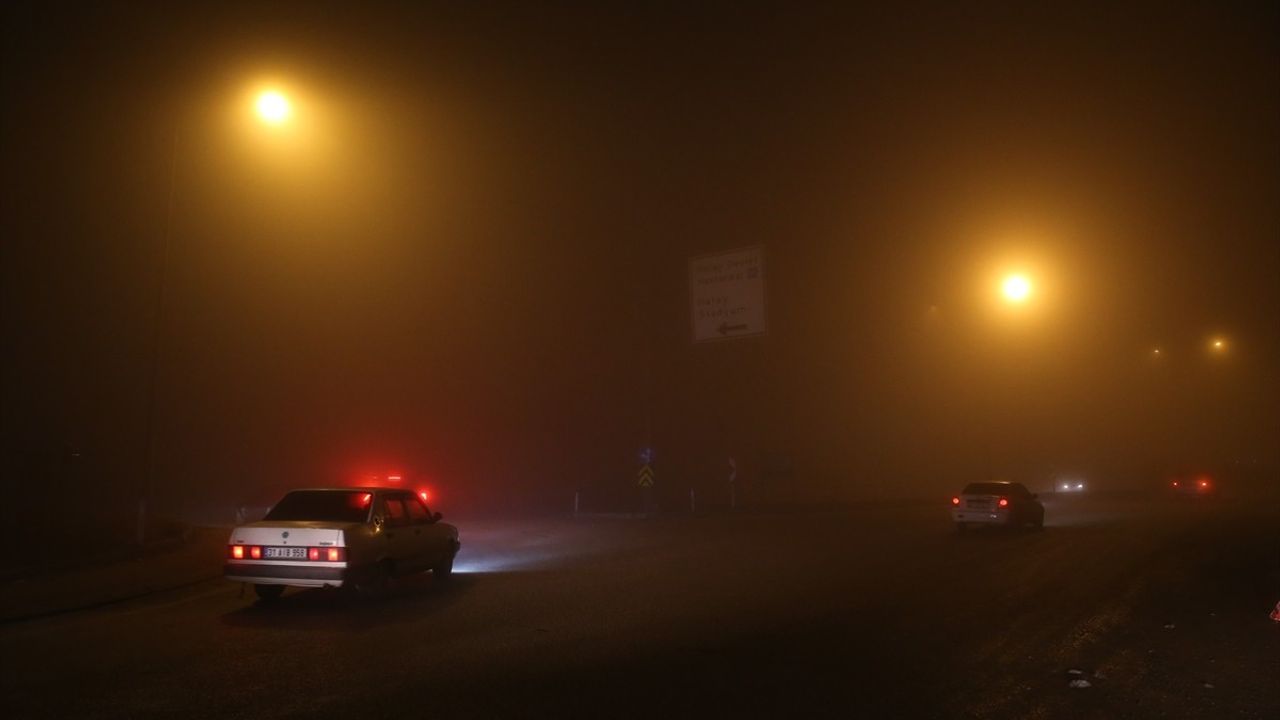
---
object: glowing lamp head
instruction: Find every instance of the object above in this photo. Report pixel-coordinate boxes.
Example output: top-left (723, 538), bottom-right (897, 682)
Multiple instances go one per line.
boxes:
top-left (1001, 274), bottom-right (1032, 304)
top-left (255, 90), bottom-right (291, 125)
top-left (997, 497), bottom-right (1009, 508)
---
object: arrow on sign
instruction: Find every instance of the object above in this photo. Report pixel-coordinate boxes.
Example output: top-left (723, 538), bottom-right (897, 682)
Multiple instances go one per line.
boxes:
top-left (637, 464), bottom-right (655, 488)
top-left (718, 322), bottom-right (749, 335)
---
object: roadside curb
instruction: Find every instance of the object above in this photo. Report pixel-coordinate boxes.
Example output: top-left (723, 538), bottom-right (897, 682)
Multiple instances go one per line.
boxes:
top-left (0, 527), bottom-right (226, 625)
top-left (0, 574), bottom-right (221, 625)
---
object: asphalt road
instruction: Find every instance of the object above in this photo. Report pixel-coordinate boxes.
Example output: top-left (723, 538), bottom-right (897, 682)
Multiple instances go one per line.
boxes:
top-left (3, 495), bottom-right (1278, 719)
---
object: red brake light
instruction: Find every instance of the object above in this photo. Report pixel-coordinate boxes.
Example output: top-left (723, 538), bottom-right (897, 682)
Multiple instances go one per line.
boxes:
top-left (1198, 480), bottom-right (1209, 488)
top-left (1172, 481), bottom-right (1179, 487)
top-left (308, 547), bottom-right (321, 561)
top-left (998, 497), bottom-right (1009, 508)
top-left (951, 496), bottom-right (960, 506)
top-left (249, 546), bottom-right (263, 560)
top-left (230, 545), bottom-right (245, 559)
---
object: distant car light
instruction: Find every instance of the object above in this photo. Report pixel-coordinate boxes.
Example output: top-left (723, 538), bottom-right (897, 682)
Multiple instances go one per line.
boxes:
top-left (951, 496), bottom-right (960, 506)
top-left (1076, 482), bottom-right (1084, 490)
top-left (998, 497), bottom-right (1009, 508)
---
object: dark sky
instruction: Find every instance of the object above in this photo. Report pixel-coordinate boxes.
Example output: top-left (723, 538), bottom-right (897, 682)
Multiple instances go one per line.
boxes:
top-left (3, 1), bottom-right (1277, 516)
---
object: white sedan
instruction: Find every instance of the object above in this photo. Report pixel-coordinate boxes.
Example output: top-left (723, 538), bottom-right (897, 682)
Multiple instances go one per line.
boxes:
top-left (225, 488), bottom-right (460, 601)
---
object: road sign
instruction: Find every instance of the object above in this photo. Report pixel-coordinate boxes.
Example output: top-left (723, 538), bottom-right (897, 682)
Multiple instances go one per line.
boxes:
top-left (689, 246), bottom-right (766, 343)
top-left (637, 464), bottom-right (654, 488)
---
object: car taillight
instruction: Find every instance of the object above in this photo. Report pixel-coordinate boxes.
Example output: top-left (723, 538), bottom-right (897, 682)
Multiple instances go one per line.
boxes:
top-left (998, 497), bottom-right (1009, 508)
top-left (1172, 481), bottom-right (1179, 487)
top-left (302, 547), bottom-right (346, 561)
top-left (951, 496), bottom-right (960, 506)
top-left (229, 545), bottom-right (245, 559)
top-left (249, 546), bottom-right (263, 560)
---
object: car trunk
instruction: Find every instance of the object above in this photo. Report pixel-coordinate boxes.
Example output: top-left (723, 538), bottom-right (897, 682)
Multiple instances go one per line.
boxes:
top-left (230, 521), bottom-right (355, 549)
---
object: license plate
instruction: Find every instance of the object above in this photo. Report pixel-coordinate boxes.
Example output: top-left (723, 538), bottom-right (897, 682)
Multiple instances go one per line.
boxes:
top-left (264, 546), bottom-right (307, 559)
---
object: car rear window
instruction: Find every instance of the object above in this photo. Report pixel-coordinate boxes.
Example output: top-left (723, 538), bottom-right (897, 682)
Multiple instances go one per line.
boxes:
top-left (264, 491), bottom-right (372, 522)
top-left (962, 482), bottom-right (1026, 495)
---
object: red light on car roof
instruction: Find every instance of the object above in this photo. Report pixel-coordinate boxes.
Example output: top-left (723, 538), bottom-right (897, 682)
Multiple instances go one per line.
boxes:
top-left (951, 496), bottom-right (960, 506)
top-left (998, 497), bottom-right (1009, 508)
top-left (230, 545), bottom-right (244, 559)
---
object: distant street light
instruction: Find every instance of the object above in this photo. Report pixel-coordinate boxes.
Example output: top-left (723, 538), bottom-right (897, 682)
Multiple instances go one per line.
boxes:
top-left (1000, 273), bottom-right (1032, 304)
top-left (255, 90), bottom-right (292, 125)
top-left (1209, 337), bottom-right (1227, 354)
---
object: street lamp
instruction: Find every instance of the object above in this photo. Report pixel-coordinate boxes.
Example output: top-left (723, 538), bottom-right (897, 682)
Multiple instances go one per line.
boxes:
top-left (255, 90), bottom-right (292, 125)
top-left (1000, 273), bottom-right (1032, 304)
top-left (138, 83), bottom-right (300, 543)
top-left (1209, 337), bottom-right (1227, 354)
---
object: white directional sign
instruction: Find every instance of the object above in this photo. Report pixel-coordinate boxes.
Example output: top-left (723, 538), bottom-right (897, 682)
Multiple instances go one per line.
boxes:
top-left (689, 246), bottom-right (766, 343)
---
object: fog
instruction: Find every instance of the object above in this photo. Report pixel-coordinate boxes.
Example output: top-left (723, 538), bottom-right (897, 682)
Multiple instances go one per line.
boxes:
top-left (3, 2), bottom-right (1277, 525)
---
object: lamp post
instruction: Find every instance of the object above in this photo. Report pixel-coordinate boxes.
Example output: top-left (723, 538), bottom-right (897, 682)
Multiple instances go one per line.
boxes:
top-left (983, 271), bottom-right (1036, 480)
top-left (136, 88), bottom-right (294, 544)
top-left (137, 125), bottom-right (180, 545)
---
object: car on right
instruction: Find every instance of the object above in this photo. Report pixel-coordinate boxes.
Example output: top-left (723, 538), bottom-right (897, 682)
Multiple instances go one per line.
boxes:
top-left (1168, 473), bottom-right (1218, 498)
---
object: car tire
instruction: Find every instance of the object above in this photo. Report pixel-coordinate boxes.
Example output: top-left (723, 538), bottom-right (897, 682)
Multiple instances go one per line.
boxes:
top-left (433, 550), bottom-right (456, 581)
top-left (253, 584), bottom-right (285, 602)
top-left (350, 562), bottom-right (391, 598)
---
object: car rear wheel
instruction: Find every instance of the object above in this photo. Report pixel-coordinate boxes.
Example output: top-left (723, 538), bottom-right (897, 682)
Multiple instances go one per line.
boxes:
top-left (253, 584), bottom-right (285, 602)
top-left (350, 562), bottom-right (391, 598)
top-left (433, 548), bottom-right (457, 581)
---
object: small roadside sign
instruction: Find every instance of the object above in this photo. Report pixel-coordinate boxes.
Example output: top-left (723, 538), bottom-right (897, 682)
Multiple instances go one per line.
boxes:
top-left (637, 464), bottom-right (655, 488)
top-left (689, 246), bottom-right (766, 343)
